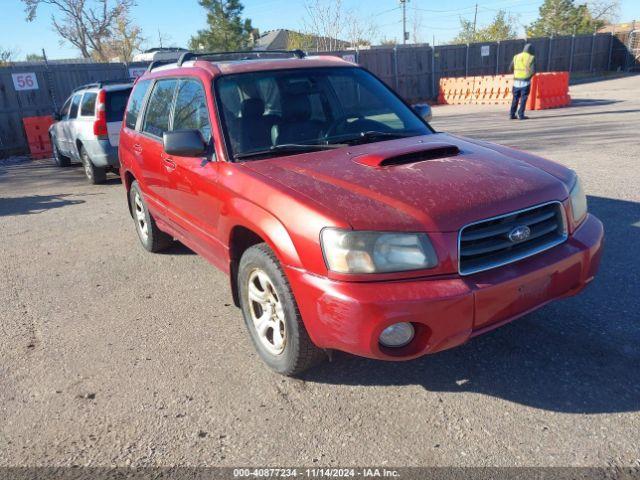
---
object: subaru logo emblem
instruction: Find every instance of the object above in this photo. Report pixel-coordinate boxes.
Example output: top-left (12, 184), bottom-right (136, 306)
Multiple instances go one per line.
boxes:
top-left (508, 225), bottom-right (531, 243)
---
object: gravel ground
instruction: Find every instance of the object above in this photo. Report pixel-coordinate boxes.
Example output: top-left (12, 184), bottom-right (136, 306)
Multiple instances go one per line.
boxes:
top-left (1, 75), bottom-right (639, 469)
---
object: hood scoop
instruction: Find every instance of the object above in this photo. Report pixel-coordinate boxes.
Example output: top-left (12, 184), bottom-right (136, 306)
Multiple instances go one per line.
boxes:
top-left (353, 142), bottom-right (461, 167)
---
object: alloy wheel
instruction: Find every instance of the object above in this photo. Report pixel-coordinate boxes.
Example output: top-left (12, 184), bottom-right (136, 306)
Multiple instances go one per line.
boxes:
top-left (247, 269), bottom-right (286, 356)
top-left (133, 192), bottom-right (149, 242)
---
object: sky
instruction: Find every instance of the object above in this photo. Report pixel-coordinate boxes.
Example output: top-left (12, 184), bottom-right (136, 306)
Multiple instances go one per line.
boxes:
top-left (1, 0), bottom-right (639, 60)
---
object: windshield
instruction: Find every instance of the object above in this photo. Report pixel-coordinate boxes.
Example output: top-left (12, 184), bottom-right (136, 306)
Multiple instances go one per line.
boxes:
top-left (215, 67), bottom-right (431, 160)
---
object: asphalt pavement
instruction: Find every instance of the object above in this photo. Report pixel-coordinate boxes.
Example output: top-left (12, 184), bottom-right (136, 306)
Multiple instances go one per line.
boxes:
top-left (1, 75), bottom-right (639, 468)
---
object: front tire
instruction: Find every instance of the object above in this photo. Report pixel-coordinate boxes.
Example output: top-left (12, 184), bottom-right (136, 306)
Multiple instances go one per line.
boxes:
top-left (128, 181), bottom-right (173, 252)
top-left (80, 145), bottom-right (107, 184)
top-left (238, 243), bottom-right (325, 376)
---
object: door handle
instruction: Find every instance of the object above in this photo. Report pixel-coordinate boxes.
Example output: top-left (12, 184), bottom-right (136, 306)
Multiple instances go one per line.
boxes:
top-left (133, 143), bottom-right (143, 153)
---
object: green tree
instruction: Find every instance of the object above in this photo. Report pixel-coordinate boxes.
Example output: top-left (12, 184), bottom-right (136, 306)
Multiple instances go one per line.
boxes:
top-left (26, 53), bottom-right (45, 61)
top-left (453, 10), bottom-right (518, 44)
top-left (527, 0), bottom-right (609, 37)
top-left (189, 0), bottom-right (257, 51)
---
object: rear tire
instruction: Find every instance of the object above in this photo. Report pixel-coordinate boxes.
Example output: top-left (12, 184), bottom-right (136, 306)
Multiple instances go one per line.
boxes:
top-left (238, 243), bottom-right (325, 376)
top-left (129, 181), bottom-right (173, 253)
top-left (52, 138), bottom-right (70, 167)
top-left (80, 146), bottom-right (107, 184)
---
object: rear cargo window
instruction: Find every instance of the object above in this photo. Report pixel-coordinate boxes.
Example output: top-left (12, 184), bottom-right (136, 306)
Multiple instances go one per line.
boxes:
top-left (106, 88), bottom-right (132, 123)
top-left (125, 80), bottom-right (151, 130)
top-left (80, 92), bottom-right (97, 116)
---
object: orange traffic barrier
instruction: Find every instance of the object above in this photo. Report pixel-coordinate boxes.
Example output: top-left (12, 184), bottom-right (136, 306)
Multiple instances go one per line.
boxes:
top-left (531, 72), bottom-right (571, 110)
top-left (438, 72), bottom-right (570, 110)
top-left (22, 115), bottom-right (54, 159)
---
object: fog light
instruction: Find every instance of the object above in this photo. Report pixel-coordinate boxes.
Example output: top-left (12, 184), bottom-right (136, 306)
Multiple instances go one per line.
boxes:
top-left (379, 322), bottom-right (415, 348)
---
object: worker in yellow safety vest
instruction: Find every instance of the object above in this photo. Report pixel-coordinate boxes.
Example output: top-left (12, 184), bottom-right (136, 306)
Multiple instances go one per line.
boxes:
top-left (509, 43), bottom-right (536, 120)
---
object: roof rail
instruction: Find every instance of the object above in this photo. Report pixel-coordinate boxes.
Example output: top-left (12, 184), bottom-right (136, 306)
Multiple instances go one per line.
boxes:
top-left (143, 47), bottom-right (189, 53)
top-left (175, 49), bottom-right (306, 67)
top-left (146, 59), bottom-right (174, 72)
top-left (72, 78), bottom-right (133, 92)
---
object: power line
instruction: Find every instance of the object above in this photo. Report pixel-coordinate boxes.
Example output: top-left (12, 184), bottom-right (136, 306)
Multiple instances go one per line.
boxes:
top-left (409, 0), bottom-right (540, 14)
top-left (374, 6), bottom-right (401, 16)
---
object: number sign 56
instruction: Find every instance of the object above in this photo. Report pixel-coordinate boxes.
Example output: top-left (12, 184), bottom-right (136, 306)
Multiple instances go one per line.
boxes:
top-left (12, 73), bottom-right (39, 91)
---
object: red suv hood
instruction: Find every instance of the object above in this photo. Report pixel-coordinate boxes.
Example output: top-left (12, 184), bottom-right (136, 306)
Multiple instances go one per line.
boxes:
top-left (242, 133), bottom-right (570, 232)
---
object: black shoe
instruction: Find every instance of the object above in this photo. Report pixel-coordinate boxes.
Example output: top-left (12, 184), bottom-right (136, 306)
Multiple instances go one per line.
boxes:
top-left (509, 115), bottom-right (517, 120)
top-left (518, 115), bottom-right (529, 120)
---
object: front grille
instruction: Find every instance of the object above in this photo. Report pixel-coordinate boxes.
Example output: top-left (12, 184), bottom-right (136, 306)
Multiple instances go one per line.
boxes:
top-left (458, 201), bottom-right (567, 276)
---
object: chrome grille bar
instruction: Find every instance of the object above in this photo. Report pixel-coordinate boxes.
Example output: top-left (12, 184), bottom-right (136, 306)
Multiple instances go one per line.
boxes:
top-left (458, 201), bottom-right (568, 276)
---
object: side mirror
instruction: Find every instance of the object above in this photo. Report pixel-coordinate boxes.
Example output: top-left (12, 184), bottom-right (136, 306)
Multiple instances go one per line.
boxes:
top-left (163, 129), bottom-right (207, 157)
top-left (53, 111), bottom-right (62, 121)
top-left (413, 104), bottom-right (433, 123)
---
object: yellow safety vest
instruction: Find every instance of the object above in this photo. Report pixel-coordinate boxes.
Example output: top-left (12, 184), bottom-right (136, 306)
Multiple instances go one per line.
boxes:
top-left (513, 52), bottom-right (535, 80)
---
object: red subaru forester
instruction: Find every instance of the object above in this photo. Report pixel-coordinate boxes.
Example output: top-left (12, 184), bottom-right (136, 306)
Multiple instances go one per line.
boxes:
top-left (119, 51), bottom-right (603, 376)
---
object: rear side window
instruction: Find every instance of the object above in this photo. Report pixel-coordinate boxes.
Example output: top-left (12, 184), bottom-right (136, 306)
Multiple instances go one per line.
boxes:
top-left (69, 94), bottom-right (82, 119)
top-left (142, 79), bottom-right (177, 137)
top-left (172, 79), bottom-right (211, 140)
top-left (60, 97), bottom-right (72, 119)
top-left (106, 88), bottom-right (132, 123)
top-left (125, 80), bottom-right (151, 130)
top-left (80, 92), bottom-right (97, 116)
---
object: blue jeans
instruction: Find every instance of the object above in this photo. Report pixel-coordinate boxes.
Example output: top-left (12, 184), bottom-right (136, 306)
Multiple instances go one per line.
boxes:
top-left (510, 85), bottom-right (530, 118)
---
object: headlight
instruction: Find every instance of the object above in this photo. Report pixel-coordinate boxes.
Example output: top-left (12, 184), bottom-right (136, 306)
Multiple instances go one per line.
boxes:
top-left (569, 176), bottom-right (588, 224)
top-left (320, 229), bottom-right (438, 274)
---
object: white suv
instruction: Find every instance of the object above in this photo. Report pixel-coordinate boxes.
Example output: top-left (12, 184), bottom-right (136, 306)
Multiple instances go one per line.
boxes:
top-left (49, 80), bottom-right (133, 184)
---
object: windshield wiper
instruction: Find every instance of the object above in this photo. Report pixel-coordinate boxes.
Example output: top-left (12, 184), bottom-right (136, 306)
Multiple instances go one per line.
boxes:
top-left (329, 131), bottom-right (418, 145)
top-left (234, 143), bottom-right (343, 160)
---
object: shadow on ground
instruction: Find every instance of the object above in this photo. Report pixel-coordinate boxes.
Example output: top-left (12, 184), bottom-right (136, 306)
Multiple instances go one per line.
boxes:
top-left (303, 196), bottom-right (640, 415)
top-left (0, 194), bottom-right (85, 216)
top-left (160, 241), bottom-right (196, 255)
top-left (0, 159), bottom-right (122, 188)
top-left (568, 98), bottom-right (622, 107)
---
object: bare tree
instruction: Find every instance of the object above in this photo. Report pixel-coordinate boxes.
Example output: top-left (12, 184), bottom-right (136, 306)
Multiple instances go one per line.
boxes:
top-left (1, 47), bottom-right (16, 66)
top-left (587, 0), bottom-right (620, 23)
top-left (345, 11), bottom-right (378, 48)
top-left (286, 31), bottom-right (315, 51)
top-left (302, 0), bottom-right (346, 51)
top-left (21, 0), bottom-right (135, 60)
top-left (100, 6), bottom-right (145, 61)
top-left (411, 10), bottom-right (423, 44)
top-left (302, 0), bottom-right (379, 51)
top-left (156, 30), bottom-right (177, 49)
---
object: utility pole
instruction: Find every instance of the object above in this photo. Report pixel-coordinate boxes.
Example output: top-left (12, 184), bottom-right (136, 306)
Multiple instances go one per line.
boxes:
top-left (400, 0), bottom-right (408, 45)
top-left (472, 3), bottom-right (478, 36)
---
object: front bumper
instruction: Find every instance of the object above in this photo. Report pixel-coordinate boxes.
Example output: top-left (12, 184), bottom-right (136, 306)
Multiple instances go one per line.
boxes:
top-left (287, 214), bottom-right (603, 360)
